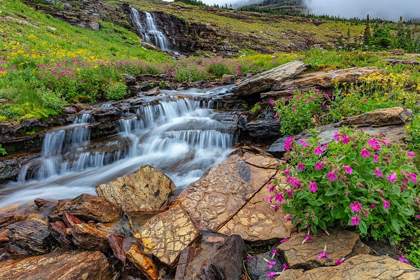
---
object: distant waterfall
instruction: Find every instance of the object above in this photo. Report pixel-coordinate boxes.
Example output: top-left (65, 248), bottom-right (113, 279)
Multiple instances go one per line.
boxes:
top-left (130, 7), bottom-right (171, 51)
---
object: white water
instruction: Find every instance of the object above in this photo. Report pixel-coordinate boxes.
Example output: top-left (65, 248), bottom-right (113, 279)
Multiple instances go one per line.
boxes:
top-left (130, 7), bottom-right (171, 51)
top-left (0, 94), bottom-right (235, 207)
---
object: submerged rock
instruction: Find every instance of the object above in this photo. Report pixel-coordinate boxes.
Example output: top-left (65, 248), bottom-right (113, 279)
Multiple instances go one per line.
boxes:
top-left (232, 61), bottom-right (306, 96)
top-left (48, 194), bottom-right (122, 223)
top-left (134, 204), bottom-right (201, 268)
top-left (96, 165), bottom-right (175, 213)
top-left (0, 250), bottom-right (111, 280)
top-left (276, 254), bottom-right (420, 280)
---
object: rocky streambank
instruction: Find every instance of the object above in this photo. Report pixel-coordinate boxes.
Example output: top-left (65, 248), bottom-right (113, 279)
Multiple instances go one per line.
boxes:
top-left (1, 61), bottom-right (420, 279)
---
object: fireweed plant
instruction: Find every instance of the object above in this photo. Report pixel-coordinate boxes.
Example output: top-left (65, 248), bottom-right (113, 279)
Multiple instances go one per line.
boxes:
top-left (267, 127), bottom-right (420, 240)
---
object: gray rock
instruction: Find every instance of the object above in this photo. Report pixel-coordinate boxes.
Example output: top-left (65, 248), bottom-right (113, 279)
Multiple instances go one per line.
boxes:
top-left (246, 251), bottom-right (282, 280)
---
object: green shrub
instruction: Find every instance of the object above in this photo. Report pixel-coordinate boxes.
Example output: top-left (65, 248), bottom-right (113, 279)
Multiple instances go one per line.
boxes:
top-left (0, 144), bottom-right (6, 155)
top-left (39, 88), bottom-right (67, 111)
top-left (106, 82), bottom-right (127, 100)
top-left (270, 127), bottom-right (420, 240)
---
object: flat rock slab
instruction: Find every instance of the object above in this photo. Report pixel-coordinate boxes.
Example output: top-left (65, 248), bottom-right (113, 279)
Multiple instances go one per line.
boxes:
top-left (276, 254), bottom-right (420, 280)
top-left (268, 107), bottom-right (411, 157)
top-left (232, 61), bottom-right (306, 96)
top-left (48, 193), bottom-right (121, 223)
top-left (134, 204), bottom-right (201, 268)
top-left (96, 165), bottom-right (175, 213)
top-left (218, 179), bottom-right (294, 242)
top-left (6, 219), bottom-right (51, 255)
top-left (0, 250), bottom-right (111, 280)
top-left (71, 223), bottom-right (110, 252)
top-left (277, 229), bottom-right (364, 270)
top-left (176, 151), bottom-right (278, 231)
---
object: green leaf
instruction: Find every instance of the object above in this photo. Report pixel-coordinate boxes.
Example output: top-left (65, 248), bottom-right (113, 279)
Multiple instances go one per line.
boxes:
top-left (359, 220), bottom-right (368, 235)
top-left (325, 188), bottom-right (337, 196)
top-left (391, 219), bottom-right (400, 233)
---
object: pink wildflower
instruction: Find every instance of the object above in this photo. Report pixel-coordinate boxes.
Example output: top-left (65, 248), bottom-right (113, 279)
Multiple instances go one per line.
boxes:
top-left (374, 154), bottom-right (379, 163)
top-left (350, 201), bottom-right (362, 213)
top-left (327, 170), bottom-right (338, 181)
top-left (284, 136), bottom-right (294, 151)
top-left (267, 185), bottom-right (275, 192)
top-left (297, 162), bottom-right (305, 171)
top-left (398, 256), bottom-right (409, 263)
top-left (382, 199), bottom-right (390, 210)
top-left (267, 272), bottom-right (280, 278)
top-left (351, 216), bottom-right (361, 226)
top-left (315, 162), bottom-right (323, 171)
top-left (302, 234), bottom-right (313, 244)
top-left (286, 189), bottom-right (294, 197)
top-left (283, 169), bottom-right (290, 177)
top-left (335, 258), bottom-right (345, 265)
top-left (373, 167), bottom-right (383, 178)
top-left (370, 203), bottom-right (377, 209)
top-left (298, 139), bottom-right (310, 147)
top-left (271, 249), bottom-right (277, 258)
top-left (360, 148), bottom-right (371, 158)
top-left (416, 215), bottom-right (420, 219)
top-left (409, 173), bottom-right (417, 183)
top-left (314, 146), bottom-right (323, 156)
top-left (265, 259), bottom-right (276, 269)
top-left (386, 172), bottom-right (397, 184)
top-left (308, 181), bottom-right (318, 193)
top-left (285, 214), bottom-right (292, 221)
top-left (280, 238), bottom-right (289, 244)
top-left (318, 246), bottom-right (329, 259)
top-left (344, 166), bottom-right (353, 174)
top-left (283, 263), bottom-right (289, 271)
top-left (269, 99), bottom-right (275, 106)
top-left (275, 192), bottom-right (285, 203)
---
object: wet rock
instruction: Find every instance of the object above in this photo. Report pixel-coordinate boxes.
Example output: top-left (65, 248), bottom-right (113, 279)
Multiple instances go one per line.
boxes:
top-left (222, 74), bottom-right (235, 85)
top-left (61, 106), bottom-right (77, 114)
top-left (48, 193), bottom-right (122, 223)
top-left (276, 254), bottom-right (420, 280)
top-left (134, 205), bottom-right (201, 268)
top-left (109, 233), bottom-right (126, 266)
top-left (71, 223), bottom-right (110, 252)
top-left (199, 235), bottom-right (246, 280)
top-left (0, 250), bottom-right (111, 280)
top-left (271, 67), bottom-right (385, 94)
top-left (50, 221), bottom-right (72, 247)
top-left (97, 165), bottom-right (176, 213)
top-left (246, 251), bottom-right (283, 280)
top-left (62, 212), bottom-right (84, 227)
top-left (145, 87), bottom-right (160, 96)
top-left (0, 152), bottom-right (41, 183)
top-left (242, 118), bottom-right (282, 138)
top-left (6, 219), bottom-right (52, 255)
top-left (126, 244), bottom-right (159, 280)
top-left (34, 198), bottom-right (56, 209)
top-left (218, 178), bottom-right (294, 242)
top-left (175, 247), bottom-right (202, 280)
top-left (277, 229), bottom-right (368, 270)
top-left (122, 74), bottom-right (137, 86)
top-left (268, 107), bottom-right (411, 157)
top-left (176, 151), bottom-right (278, 231)
top-left (232, 61), bottom-right (306, 96)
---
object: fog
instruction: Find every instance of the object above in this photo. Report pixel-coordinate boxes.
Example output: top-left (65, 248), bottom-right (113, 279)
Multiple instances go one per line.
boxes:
top-left (198, 0), bottom-right (419, 21)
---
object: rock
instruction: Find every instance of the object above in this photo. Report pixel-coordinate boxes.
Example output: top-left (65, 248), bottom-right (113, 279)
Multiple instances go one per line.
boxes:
top-left (384, 59), bottom-right (420, 65)
top-left (61, 106), bottom-right (77, 114)
top-left (126, 244), bottom-right (159, 280)
top-left (134, 205), bottom-right (201, 268)
top-left (71, 223), bottom-right (110, 252)
top-left (50, 221), bottom-right (72, 247)
top-left (276, 255), bottom-right (420, 280)
top-left (96, 165), bottom-right (176, 213)
top-left (271, 67), bottom-right (385, 94)
top-left (389, 49), bottom-right (405, 56)
top-left (199, 235), bottom-right (246, 280)
top-left (243, 119), bottom-right (282, 138)
top-left (0, 152), bottom-right (41, 183)
top-left (246, 251), bottom-right (283, 280)
top-left (277, 229), bottom-right (366, 270)
top-left (34, 198), bottom-right (56, 209)
top-left (0, 250), bottom-right (111, 280)
top-left (175, 247), bottom-right (201, 280)
top-left (176, 151), bottom-right (279, 231)
top-left (48, 193), bottom-right (122, 223)
top-left (275, 269), bottom-right (304, 279)
top-left (222, 74), bottom-right (235, 85)
top-left (109, 233), bottom-right (126, 266)
top-left (6, 219), bottom-right (52, 255)
top-left (268, 107), bottom-right (411, 157)
top-left (145, 87), bottom-right (160, 96)
top-left (62, 212), bottom-right (84, 227)
top-left (232, 61), bottom-right (306, 96)
top-left (218, 178), bottom-right (294, 242)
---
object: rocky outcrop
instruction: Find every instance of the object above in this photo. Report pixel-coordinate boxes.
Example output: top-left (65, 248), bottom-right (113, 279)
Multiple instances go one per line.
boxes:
top-left (0, 250), bottom-right (111, 280)
top-left (277, 229), bottom-right (371, 270)
top-left (176, 150), bottom-right (279, 232)
top-left (48, 194), bottom-right (122, 223)
top-left (0, 153), bottom-right (40, 183)
top-left (96, 165), bottom-right (176, 213)
top-left (268, 107), bottom-right (412, 157)
top-left (232, 61), bottom-right (306, 96)
top-left (134, 205), bottom-right (201, 268)
top-left (384, 59), bottom-right (419, 65)
top-left (276, 254), bottom-right (420, 280)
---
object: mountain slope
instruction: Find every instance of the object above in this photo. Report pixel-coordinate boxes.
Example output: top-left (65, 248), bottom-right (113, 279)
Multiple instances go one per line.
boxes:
top-left (242, 0), bottom-right (308, 15)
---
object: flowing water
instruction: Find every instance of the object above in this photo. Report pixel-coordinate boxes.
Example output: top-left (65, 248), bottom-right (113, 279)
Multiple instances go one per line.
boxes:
top-left (0, 89), bottom-right (236, 207)
top-left (130, 7), bottom-right (171, 51)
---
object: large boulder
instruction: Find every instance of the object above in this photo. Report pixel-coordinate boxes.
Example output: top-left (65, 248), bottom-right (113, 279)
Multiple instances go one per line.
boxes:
top-left (0, 250), bottom-right (111, 280)
top-left (232, 61), bottom-right (306, 96)
top-left (48, 194), bottom-right (121, 223)
top-left (175, 151), bottom-right (279, 231)
top-left (268, 107), bottom-right (412, 157)
top-left (277, 229), bottom-right (371, 270)
top-left (276, 254), bottom-right (420, 280)
top-left (218, 177), bottom-right (294, 242)
top-left (134, 204), bottom-right (201, 268)
top-left (96, 165), bottom-right (175, 213)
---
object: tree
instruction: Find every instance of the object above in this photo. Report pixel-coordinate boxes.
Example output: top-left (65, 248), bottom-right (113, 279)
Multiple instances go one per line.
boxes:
top-left (363, 14), bottom-right (371, 46)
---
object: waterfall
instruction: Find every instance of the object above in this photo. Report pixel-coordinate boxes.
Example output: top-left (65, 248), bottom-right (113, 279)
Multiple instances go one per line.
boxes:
top-left (129, 7), bottom-right (171, 51)
top-left (2, 92), bottom-right (235, 207)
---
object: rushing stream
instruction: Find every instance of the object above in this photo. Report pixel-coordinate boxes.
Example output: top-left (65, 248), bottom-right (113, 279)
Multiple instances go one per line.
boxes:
top-left (0, 88), bottom-right (236, 207)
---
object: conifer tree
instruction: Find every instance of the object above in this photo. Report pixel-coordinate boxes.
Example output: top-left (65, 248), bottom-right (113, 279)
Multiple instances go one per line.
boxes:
top-left (363, 14), bottom-right (371, 46)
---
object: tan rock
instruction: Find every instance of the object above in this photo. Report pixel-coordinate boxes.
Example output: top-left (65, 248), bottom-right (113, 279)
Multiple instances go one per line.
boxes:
top-left (176, 151), bottom-right (278, 231)
top-left (218, 180), bottom-right (295, 242)
top-left (276, 254), bottom-right (420, 280)
top-left (96, 165), bottom-right (175, 213)
top-left (135, 205), bottom-right (201, 268)
top-left (277, 229), bottom-right (363, 270)
top-left (0, 250), bottom-right (111, 280)
top-left (48, 194), bottom-right (122, 223)
top-left (126, 244), bottom-right (159, 280)
top-left (275, 269), bottom-right (304, 280)
top-left (71, 223), bottom-right (110, 252)
top-left (341, 107), bottom-right (412, 127)
top-left (232, 60), bottom-right (306, 96)
top-left (221, 74), bottom-right (235, 85)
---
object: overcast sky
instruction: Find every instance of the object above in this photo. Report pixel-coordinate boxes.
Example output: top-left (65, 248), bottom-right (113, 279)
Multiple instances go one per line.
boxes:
top-left (198, 0), bottom-right (420, 20)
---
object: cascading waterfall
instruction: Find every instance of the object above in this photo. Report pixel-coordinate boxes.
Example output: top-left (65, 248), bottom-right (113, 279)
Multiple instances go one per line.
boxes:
top-left (0, 93), bottom-right (235, 207)
top-left (129, 7), bottom-right (171, 51)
